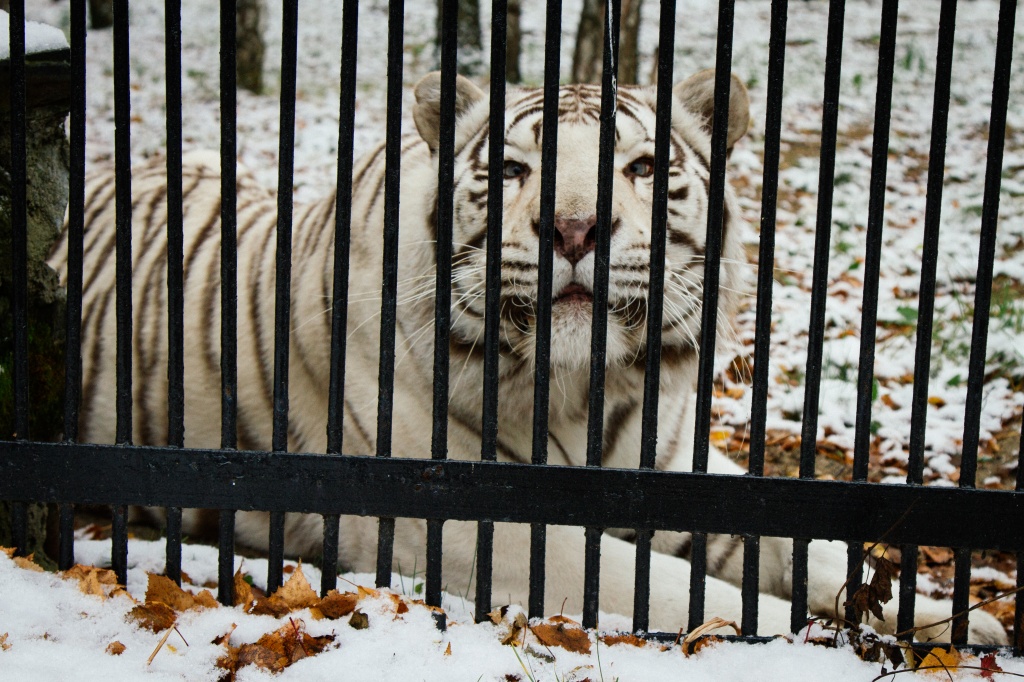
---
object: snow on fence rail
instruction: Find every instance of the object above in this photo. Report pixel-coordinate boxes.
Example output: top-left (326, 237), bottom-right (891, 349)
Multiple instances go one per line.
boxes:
top-left (1, 0), bottom-right (1022, 655)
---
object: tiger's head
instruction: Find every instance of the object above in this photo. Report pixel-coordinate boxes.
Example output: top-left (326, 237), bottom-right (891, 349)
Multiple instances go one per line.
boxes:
top-left (412, 70), bottom-right (750, 374)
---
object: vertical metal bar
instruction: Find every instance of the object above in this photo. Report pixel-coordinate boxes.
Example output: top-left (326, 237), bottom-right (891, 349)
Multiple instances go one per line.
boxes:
top-left (321, 514), bottom-right (340, 596)
top-left (165, 0), bottom-right (185, 587)
top-left (219, 0), bottom-right (239, 605)
top-left (426, 0), bottom-right (459, 610)
top-left (1017, 411), bottom-right (1023, 654)
top-left (273, 0), bottom-right (298, 455)
top-left (64, 0), bottom-right (87, 446)
top-left (58, 504), bottom-right (75, 570)
top-left (689, 0), bottom-right (736, 632)
top-left (524, 0), bottom-right (562, 621)
top-left (326, 0), bottom-right (360, 457)
top-left (218, 510), bottom-right (235, 605)
top-left (112, 506), bottom-right (128, 585)
top-left (899, 0), bottom-right (957, 640)
top-left (265, 0), bottom-right (300, 597)
top-left (9, 0), bottom-right (28, 447)
top-left (744, 0), bottom-right (788, 636)
top-left (267, 511), bottom-right (285, 593)
top-left (581, 0), bottom-right (621, 631)
top-left (633, 0), bottom-right (677, 634)
top-left (61, 0), bottom-right (87, 567)
top-left (952, 0), bottom-right (1015, 643)
top-left (790, 0), bottom-right (845, 633)
top-left (375, 0), bottom-right (406, 589)
top-left (847, 0), bottom-right (898, 624)
top-left (220, 0), bottom-right (238, 452)
top-left (7, 0), bottom-right (28, 555)
top-left (113, 0), bottom-right (133, 446)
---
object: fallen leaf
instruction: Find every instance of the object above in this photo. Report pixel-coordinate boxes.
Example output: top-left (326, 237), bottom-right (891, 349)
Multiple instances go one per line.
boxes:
top-left (216, 620), bottom-right (335, 677)
top-left (62, 565), bottom-right (121, 599)
top-left (981, 652), bottom-right (1004, 678)
top-left (530, 615), bottom-right (591, 654)
top-left (0, 633), bottom-right (10, 651)
top-left (127, 602), bottom-right (177, 633)
top-left (845, 555), bottom-right (896, 623)
top-left (921, 546), bottom-right (953, 566)
top-left (105, 641), bottom-right (126, 656)
top-left (146, 574), bottom-right (201, 611)
top-left (233, 569), bottom-right (256, 612)
top-left (600, 633), bottom-right (646, 647)
top-left (13, 554), bottom-right (43, 572)
top-left (681, 617), bottom-right (740, 656)
top-left (349, 610), bottom-right (370, 630)
top-left (915, 646), bottom-right (961, 674)
top-left (0, 547), bottom-right (14, 558)
top-left (314, 591), bottom-right (358, 619)
top-left (488, 605), bottom-right (527, 645)
top-left (927, 396), bottom-right (946, 408)
top-left (212, 624), bottom-right (237, 647)
top-left (270, 563), bottom-right (319, 611)
top-left (444, 642), bottom-right (452, 656)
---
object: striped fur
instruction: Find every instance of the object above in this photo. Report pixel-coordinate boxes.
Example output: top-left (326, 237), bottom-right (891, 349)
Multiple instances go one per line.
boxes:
top-left (49, 70), bottom-right (1006, 643)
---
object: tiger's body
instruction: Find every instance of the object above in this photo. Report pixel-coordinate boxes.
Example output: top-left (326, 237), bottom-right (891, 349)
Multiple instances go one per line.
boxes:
top-left (50, 71), bottom-right (1006, 643)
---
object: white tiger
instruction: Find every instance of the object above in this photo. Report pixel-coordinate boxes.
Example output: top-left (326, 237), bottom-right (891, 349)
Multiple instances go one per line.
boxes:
top-left (50, 69), bottom-right (1007, 644)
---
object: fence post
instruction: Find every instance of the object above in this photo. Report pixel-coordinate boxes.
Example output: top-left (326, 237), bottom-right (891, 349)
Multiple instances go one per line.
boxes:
top-left (0, 21), bottom-right (71, 564)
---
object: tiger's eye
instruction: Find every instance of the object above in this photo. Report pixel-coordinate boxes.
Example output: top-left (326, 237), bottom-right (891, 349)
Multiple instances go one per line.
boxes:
top-left (503, 160), bottom-right (528, 179)
top-left (626, 157), bottom-right (655, 178)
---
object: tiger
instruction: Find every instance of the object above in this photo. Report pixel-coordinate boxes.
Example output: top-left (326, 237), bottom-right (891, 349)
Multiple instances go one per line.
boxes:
top-left (49, 69), bottom-right (1007, 644)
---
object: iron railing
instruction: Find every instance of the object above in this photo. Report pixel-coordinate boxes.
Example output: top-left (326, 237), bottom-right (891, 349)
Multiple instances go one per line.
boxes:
top-left (2, 0), bottom-right (1021, 653)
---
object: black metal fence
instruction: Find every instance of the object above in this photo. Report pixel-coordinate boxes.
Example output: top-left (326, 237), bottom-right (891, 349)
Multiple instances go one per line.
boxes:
top-left (2, 0), bottom-right (1022, 654)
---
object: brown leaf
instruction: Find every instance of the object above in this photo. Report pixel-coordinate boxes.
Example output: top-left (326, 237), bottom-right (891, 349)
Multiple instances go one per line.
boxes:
top-left (921, 546), bottom-right (954, 566)
top-left (845, 555), bottom-right (896, 623)
top-left (600, 633), bottom-right (646, 647)
top-left (270, 563), bottom-right (319, 611)
top-left (232, 569), bottom-right (256, 612)
top-left (0, 547), bottom-right (14, 558)
top-left (315, 591), bottom-right (358, 619)
top-left (105, 641), bottom-right (126, 656)
top-left (0, 633), bottom-right (10, 651)
top-left (63, 565), bottom-right (120, 599)
top-left (212, 624), bottom-right (238, 647)
top-left (13, 554), bottom-right (43, 572)
top-left (235, 643), bottom-right (285, 672)
top-left (127, 602), bottom-right (177, 633)
top-left (192, 589), bottom-right (219, 609)
top-left (146, 574), bottom-right (199, 611)
top-left (349, 610), bottom-right (370, 630)
top-left (444, 642), bottom-right (452, 656)
top-left (530, 616), bottom-right (591, 655)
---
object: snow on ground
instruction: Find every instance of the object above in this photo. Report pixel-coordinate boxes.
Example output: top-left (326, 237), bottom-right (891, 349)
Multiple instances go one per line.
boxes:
top-left (3, 540), bottom-right (1021, 681)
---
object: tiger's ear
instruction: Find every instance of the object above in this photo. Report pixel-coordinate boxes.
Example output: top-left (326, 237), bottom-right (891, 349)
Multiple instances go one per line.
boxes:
top-left (414, 72), bottom-right (486, 154)
top-left (673, 69), bottom-right (751, 150)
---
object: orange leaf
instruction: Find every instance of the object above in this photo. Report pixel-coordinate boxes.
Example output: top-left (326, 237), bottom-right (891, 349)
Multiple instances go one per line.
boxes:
top-left (127, 602), bottom-right (177, 633)
top-left (105, 641), bottom-right (126, 656)
top-left (530, 616), bottom-right (591, 654)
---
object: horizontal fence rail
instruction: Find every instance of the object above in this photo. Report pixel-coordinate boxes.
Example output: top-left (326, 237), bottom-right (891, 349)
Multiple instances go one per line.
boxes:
top-left (2, 442), bottom-right (1023, 552)
top-left (2, 0), bottom-right (1021, 655)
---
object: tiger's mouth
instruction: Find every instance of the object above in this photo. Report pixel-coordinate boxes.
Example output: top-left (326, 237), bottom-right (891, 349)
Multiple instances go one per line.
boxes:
top-left (553, 283), bottom-right (593, 305)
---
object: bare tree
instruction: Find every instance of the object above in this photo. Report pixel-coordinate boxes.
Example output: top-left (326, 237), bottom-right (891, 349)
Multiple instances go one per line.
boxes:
top-left (436, 0), bottom-right (484, 77)
top-left (236, 0), bottom-right (265, 95)
top-left (571, 0), bottom-right (645, 85)
top-left (506, 0), bottom-right (522, 83)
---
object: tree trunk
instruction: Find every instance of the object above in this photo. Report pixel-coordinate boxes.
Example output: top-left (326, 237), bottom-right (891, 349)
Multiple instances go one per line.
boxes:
top-left (88, 0), bottom-right (114, 30)
top-left (572, 0), bottom-right (645, 85)
top-left (0, 41), bottom-right (71, 569)
top-left (506, 0), bottom-right (522, 83)
top-left (436, 0), bottom-right (484, 77)
top-left (618, 0), bottom-right (643, 84)
top-left (236, 0), bottom-right (265, 95)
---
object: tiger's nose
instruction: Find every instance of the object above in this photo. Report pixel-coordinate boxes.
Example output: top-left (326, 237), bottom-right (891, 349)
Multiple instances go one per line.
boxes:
top-left (553, 215), bottom-right (597, 265)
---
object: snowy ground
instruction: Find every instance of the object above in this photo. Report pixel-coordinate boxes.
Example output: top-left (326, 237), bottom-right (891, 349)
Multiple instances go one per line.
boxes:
top-left (7, 0), bottom-right (1024, 679)
top-left (3, 539), bottom-right (1023, 681)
